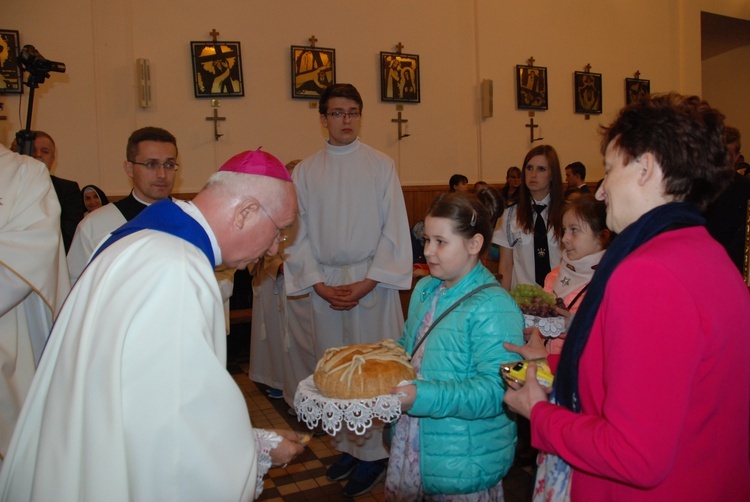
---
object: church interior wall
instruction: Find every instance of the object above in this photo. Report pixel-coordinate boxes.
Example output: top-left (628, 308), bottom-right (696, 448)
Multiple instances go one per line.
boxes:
top-left (1, 0), bottom-right (748, 198)
top-left (702, 44), bottom-right (750, 139)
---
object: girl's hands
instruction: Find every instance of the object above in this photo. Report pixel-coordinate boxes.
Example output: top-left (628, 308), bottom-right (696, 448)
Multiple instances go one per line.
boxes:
top-left (391, 383), bottom-right (416, 412)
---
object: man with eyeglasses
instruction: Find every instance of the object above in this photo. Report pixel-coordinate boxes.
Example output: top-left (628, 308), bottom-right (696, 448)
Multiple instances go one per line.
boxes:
top-left (284, 83), bottom-right (412, 497)
top-left (67, 126), bottom-right (179, 283)
top-left (0, 149), bottom-right (306, 501)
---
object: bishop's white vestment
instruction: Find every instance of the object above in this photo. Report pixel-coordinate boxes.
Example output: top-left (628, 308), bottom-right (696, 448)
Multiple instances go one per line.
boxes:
top-left (0, 199), bottom-right (274, 501)
top-left (0, 145), bottom-right (69, 460)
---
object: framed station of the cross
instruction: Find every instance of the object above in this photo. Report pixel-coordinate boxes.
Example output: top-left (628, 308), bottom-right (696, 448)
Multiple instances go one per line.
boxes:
top-left (380, 52), bottom-right (420, 103)
top-left (0, 29), bottom-right (23, 94)
top-left (516, 64), bottom-right (548, 111)
top-left (190, 41), bottom-right (245, 98)
top-left (625, 77), bottom-right (650, 105)
top-left (291, 46), bottom-right (335, 99)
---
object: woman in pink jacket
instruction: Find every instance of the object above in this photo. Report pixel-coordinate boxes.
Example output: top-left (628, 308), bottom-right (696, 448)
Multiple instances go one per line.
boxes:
top-left (504, 93), bottom-right (750, 501)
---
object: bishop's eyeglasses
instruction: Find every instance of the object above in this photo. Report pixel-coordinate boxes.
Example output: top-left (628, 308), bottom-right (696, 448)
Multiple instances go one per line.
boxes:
top-left (260, 204), bottom-right (288, 243)
top-left (130, 160), bottom-right (180, 172)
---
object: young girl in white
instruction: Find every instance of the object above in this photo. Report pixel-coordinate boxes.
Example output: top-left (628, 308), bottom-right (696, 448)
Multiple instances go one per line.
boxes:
top-left (386, 192), bottom-right (524, 501)
top-left (543, 194), bottom-right (611, 354)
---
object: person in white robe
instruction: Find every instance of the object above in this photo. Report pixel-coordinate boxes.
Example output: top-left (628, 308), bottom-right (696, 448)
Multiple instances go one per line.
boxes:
top-left (249, 245), bottom-right (317, 410)
top-left (249, 252), bottom-right (287, 391)
top-left (67, 127), bottom-right (181, 284)
top-left (0, 145), bottom-right (70, 462)
top-left (0, 149), bottom-right (305, 501)
top-left (284, 84), bottom-right (412, 497)
top-left (66, 127), bottom-right (235, 329)
top-left (249, 159), bottom-right (315, 406)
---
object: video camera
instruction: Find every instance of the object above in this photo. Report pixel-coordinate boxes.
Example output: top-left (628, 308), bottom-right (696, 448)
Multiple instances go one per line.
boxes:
top-left (14, 45), bottom-right (66, 156)
top-left (17, 45), bottom-right (66, 81)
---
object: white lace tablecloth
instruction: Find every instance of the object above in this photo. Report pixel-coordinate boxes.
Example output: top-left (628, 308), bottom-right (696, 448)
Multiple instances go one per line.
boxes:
top-left (294, 375), bottom-right (404, 436)
top-left (524, 314), bottom-right (566, 338)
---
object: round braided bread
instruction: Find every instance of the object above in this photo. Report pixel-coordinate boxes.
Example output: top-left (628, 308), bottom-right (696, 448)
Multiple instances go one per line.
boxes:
top-left (313, 339), bottom-right (416, 399)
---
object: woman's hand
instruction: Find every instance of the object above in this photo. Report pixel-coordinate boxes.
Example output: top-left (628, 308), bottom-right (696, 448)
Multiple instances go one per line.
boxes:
top-left (555, 306), bottom-right (571, 319)
top-left (391, 383), bottom-right (416, 412)
top-left (503, 327), bottom-right (547, 361)
top-left (503, 362), bottom-right (550, 419)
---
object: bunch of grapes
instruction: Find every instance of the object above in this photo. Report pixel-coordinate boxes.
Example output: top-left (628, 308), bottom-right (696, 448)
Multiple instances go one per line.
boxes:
top-left (509, 284), bottom-right (560, 317)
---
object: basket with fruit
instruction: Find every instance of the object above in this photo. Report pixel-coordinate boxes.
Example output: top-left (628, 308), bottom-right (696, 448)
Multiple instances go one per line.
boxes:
top-left (509, 284), bottom-right (566, 338)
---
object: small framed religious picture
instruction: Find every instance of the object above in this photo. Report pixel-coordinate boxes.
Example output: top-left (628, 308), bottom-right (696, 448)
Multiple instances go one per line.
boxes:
top-left (380, 52), bottom-right (420, 103)
top-left (290, 46), bottom-right (335, 99)
top-left (0, 29), bottom-right (23, 94)
top-left (190, 41), bottom-right (245, 98)
top-left (574, 71), bottom-right (603, 114)
top-left (625, 77), bottom-right (650, 105)
top-left (516, 65), bottom-right (548, 110)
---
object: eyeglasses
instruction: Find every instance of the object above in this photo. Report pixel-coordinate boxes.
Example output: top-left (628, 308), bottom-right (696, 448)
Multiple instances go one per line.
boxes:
top-left (130, 160), bottom-right (180, 171)
top-left (259, 204), bottom-right (288, 243)
top-left (326, 111), bottom-right (361, 120)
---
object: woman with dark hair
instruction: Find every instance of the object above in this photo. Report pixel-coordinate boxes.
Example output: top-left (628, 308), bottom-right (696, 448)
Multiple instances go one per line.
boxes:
top-left (81, 185), bottom-right (109, 214)
top-left (500, 166), bottom-right (522, 207)
top-left (448, 173), bottom-right (468, 192)
top-left (504, 93), bottom-right (750, 500)
top-left (492, 146), bottom-right (564, 291)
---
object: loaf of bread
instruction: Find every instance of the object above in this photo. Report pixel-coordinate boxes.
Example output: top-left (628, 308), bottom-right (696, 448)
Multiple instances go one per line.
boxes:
top-left (313, 339), bottom-right (416, 399)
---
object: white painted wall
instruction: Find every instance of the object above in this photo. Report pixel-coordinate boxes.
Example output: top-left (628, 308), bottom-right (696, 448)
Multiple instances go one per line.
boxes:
top-left (1, 0), bottom-right (748, 196)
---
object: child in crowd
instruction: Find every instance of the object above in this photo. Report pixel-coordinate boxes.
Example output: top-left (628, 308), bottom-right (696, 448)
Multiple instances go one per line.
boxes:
top-left (543, 194), bottom-right (611, 355)
top-left (387, 191), bottom-right (524, 500)
top-left (449, 173), bottom-right (469, 192)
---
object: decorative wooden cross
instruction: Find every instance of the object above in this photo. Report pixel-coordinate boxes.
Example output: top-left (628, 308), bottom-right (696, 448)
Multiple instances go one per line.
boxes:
top-left (396, 42), bottom-right (404, 54)
top-left (584, 63), bottom-right (592, 73)
top-left (209, 29), bottom-right (220, 42)
top-left (309, 35), bottom-right (317, 48)
top-left (634, 70), bottom-right (641, 79)
top-left (527, 56), bottom-right (535, 66)
top-left (526, 115), bottom-right (543, 143)
top-left (206, 108), bottom-right (226, 141)
top-left (391, 112), bottom-right (409, 140)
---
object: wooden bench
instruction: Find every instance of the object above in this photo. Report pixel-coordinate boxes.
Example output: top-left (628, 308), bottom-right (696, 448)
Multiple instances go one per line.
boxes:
top-left (229, 308), bottom-right (252, 325)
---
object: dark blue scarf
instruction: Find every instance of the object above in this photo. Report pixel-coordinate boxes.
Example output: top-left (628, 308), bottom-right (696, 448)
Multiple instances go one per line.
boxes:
top-left (92, 198), bottom-right (215, 266)
top-left (554, 202), bottom-right (704, 412)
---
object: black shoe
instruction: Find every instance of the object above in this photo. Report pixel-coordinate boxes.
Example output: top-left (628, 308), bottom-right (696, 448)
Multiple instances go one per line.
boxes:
top-left (342, 460), bottom-right (387, 497)
top-left (326, 452), bottom-right (360, 481)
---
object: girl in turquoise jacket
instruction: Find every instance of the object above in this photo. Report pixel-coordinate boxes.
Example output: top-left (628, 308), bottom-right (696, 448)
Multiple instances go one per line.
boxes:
top-left (386, 191), bottom-right (524, 499)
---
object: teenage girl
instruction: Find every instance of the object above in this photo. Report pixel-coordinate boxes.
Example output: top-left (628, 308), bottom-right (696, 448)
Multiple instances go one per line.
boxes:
top-left (500, 166), bottom-right (522, 207)
top-left (386, 191), bottom-right (524, 500)
top-left (543, 194), bottom-right (612, 354)
top-left (493, 145), bottom-right (565, 291)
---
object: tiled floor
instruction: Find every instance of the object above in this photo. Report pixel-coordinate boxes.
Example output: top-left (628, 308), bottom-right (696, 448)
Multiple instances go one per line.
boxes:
top-left (227, 334), bottom-right (533, 501)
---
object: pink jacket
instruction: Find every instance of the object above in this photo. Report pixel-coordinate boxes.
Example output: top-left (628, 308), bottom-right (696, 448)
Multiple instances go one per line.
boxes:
top-left (532, 227), bottom-right (750, 500)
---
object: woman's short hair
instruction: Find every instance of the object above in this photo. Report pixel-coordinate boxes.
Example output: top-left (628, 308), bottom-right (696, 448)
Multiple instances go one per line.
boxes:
top-left (600, 93), bottom-right (731, 209)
